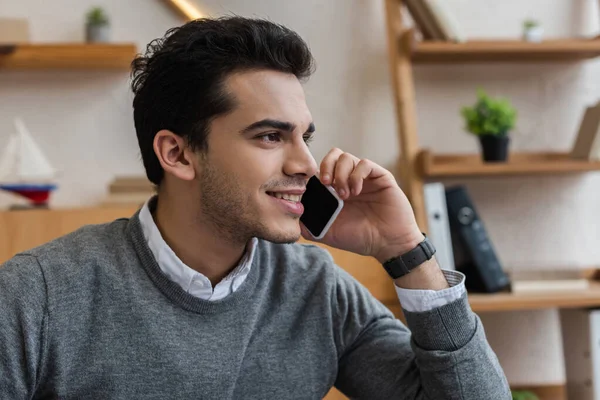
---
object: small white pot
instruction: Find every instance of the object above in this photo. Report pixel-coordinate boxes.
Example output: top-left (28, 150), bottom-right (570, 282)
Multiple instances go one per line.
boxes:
top-left (523, 26), bottom-right (544, 42)
top-left (86, 24), bottom-right (111, 43)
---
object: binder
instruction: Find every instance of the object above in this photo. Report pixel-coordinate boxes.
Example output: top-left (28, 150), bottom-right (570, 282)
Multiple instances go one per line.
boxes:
top-left (423, 183), bottom-right (455, 271)
top-left (445, 185), bottom-right (510, 293)
top-left (560, 308), bottom-right (600, 399)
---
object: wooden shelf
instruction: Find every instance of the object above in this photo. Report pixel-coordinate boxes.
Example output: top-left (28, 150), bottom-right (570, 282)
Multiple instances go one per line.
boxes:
top-left (0, 43), bottom-right (137, 70)
top-left (468, 281), bottom-right (600, 313)
top-left (410, 38), bottom-right (600, 63)
top-left (418, 150), bottom-right (600, 178)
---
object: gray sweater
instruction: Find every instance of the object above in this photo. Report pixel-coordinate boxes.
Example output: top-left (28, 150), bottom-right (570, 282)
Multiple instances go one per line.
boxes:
top-left (0, 211), bottom-right (510, 399)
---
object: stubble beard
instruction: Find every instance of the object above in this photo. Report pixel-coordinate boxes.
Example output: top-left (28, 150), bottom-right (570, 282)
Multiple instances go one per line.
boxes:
top-left (198, 162), bottom-right (301, 246)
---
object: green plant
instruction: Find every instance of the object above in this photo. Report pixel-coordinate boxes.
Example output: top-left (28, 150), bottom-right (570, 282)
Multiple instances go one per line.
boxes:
top-left (523, 19), bottom-right (539, 30)
top-left (511, 389), bottom-right (539, 400)
top-left (460, 89), bottom-right (517, 137)
top-left (86, 7), bottom-right (109, 26)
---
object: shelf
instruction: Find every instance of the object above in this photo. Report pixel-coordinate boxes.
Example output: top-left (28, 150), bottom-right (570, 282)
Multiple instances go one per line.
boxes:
top-left (468, 281), bottom-right (600, 313)
top-left (410, 38), bottom-right (600, 63)
top-left (418, 150), bottom-right (600, 178)
top-left (0, 43), bottom-right (137, 70)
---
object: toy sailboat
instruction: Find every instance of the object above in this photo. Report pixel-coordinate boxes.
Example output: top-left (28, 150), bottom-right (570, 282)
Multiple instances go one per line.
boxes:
top-left (0, 118), bottom-right (58, 207)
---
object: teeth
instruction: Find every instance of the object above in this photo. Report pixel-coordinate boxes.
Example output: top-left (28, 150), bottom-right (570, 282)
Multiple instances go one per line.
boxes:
top-left (272, 193), bottom-right (301, 202)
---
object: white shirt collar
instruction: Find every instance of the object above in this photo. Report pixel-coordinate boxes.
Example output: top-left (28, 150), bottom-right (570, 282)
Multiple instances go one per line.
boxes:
top-left (138, 197), bottom-right (257, 301)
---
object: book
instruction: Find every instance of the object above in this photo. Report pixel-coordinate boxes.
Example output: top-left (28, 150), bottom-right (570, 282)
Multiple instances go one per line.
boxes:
top-left (570, 101), bottom-right (600, 160)
top-left (101, 192), bottom-right (153, 207)
top-left (416, 0), bottom-right (447, 40)
top-left (589, 123), bottom-right (600, 161)
top-left (404, 0), bottom-right (438, 40)
top-left (445, 185), bottom-right (510, 293)
top-left (509, 269), bottom-right (591, 293)
top-left (511, 279), bottom-right (589, 293)
top-left (103, 175), bottom-right (154, 206)
top-left (109, 176), bottom-right (154, 194)
top-left (0, 18), bottom-right (29, 44)
top-left (424, 0), bottom-right (466, 43)
top-left (423, 183), bottom-right (455, 271)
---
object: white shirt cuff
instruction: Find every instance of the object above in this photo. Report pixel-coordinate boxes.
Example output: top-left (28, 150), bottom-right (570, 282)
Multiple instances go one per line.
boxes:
top-left (395, 270), bottom-right (466, 313)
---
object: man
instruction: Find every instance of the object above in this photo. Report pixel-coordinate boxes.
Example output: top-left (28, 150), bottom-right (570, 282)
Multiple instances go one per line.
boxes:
top-left (0, 16), bottom-right (510, 399)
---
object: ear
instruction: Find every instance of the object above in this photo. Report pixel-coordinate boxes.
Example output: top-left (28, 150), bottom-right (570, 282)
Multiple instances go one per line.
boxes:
top-left (153, 130), bottom-right (196, 182)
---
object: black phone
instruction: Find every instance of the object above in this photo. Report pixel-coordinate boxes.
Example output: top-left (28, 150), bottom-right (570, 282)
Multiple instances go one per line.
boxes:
top-left (300, 175), bottom-right (344, 239)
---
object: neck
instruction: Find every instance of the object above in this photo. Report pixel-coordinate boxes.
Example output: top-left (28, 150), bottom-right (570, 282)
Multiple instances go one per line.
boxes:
top-left (153, 193), bottom-right (248, 287)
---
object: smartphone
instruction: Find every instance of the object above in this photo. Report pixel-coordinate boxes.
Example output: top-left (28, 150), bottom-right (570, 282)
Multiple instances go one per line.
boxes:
top-left (300, 175), bottom-right (344, 240)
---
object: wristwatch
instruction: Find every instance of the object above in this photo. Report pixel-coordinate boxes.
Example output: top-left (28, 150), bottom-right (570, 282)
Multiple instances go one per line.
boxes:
top-left (382, 234), bottom-right (436, 279)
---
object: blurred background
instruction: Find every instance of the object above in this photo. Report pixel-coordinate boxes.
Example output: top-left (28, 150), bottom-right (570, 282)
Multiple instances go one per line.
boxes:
top-left (4, 1), bottom-right (600, 399)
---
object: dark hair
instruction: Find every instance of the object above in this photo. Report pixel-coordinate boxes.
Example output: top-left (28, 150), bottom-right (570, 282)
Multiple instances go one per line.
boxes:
top-left (130, 16), bottom-right (316, 185)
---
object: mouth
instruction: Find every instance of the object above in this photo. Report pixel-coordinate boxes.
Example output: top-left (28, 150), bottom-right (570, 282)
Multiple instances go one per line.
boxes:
top-left (266, 191), bottom-right (305, 216)
top-left (266, 191), bottom-right (303, 202)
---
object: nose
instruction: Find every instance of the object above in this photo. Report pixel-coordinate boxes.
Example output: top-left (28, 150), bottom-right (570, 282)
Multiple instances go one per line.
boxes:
top-left (283, 139), bottom-right (318, 179)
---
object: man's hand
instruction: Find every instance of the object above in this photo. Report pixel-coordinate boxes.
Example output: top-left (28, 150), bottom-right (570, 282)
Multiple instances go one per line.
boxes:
top-left (300, 148), bottom-right (448, 290)
top-left (300, 148), bottom-right (423, 262)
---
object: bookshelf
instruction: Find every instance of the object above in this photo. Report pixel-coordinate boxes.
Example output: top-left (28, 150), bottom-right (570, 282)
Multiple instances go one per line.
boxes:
top-left (410, 38), bottom-right (600, 63)
top-left (418, 150), bottom-right (600, 178)
top-left (385, 1), bottom-right (600, 234)
top-left (0, 44), bottom-right (137, 70)
top-left (468, 282), bottom-right (600, 313)
top-left (392, 281), bottom-right (600, 314)
top-left (384, 2), bottom-right (600, 398)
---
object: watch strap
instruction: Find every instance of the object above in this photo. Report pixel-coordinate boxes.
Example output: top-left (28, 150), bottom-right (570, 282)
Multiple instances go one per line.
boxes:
top-left (382, 234), bottom-right (436, 279)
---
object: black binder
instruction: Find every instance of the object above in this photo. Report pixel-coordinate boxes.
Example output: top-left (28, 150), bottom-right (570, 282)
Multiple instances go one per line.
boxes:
top-left (445, 186), bottom-right (510, 293)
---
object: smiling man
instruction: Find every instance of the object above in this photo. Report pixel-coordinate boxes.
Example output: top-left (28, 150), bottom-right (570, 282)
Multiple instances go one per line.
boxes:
top-left (0, 16), bottom-right (510, 399)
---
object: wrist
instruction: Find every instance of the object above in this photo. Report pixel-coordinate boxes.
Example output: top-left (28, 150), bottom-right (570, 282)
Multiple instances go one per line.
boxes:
top-left (374, 231), bottom-right (425, 264)
top-left (394, 258), bottom-right (449, 290)
top-left (376, 231), bottom-right (449, 290)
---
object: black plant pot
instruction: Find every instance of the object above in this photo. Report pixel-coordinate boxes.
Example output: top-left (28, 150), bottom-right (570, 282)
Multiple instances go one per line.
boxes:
top-left (478, 135), bottom-right (510, 162)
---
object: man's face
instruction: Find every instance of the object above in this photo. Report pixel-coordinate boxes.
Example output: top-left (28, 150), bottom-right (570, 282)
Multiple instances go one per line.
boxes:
top-left (196, 70), bottom-right (318, 244)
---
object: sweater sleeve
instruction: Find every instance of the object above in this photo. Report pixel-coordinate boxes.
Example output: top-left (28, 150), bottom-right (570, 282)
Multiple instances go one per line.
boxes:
top-left (331, 265), bottom-right (511, 400)
top-left (0, 255), bottom-right (48, 399)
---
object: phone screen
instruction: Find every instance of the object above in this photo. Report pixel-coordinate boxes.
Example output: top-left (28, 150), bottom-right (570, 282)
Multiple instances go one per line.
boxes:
top-left (300, 176), bottom-right (341, 237)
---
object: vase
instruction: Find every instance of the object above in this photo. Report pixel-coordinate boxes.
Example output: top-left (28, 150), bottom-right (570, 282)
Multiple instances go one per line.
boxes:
top-left (86, 24), bottom-right (111, 43)
top-left (523, 26), bottom-right (543, 42)
top-left (479, 135), bottom-right (510, 162)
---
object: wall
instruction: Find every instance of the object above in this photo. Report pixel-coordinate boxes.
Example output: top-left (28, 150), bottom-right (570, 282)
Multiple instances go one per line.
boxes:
top-left (2, 0), bottom-right (600, 386)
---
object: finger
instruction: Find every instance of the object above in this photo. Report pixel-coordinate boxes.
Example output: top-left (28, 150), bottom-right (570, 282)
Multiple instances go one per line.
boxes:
top-left (319, 148), bottom-right (344, 185)
top-left (348, 158), bottom-right (374, 196)
top-left (333, 152), bottom-right (359, 199)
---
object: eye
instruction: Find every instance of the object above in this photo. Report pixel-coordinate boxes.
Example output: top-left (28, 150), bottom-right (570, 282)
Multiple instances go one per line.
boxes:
top-left (303, 134), bottom-right (314, 145)
top-left (257, 133), bottom-right (282, 143)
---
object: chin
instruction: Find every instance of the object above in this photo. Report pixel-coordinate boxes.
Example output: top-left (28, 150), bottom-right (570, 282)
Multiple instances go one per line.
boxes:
top-left (259, 219), bottom-right (302, 244)
top-left (264, 232), bottom-right (301, 244)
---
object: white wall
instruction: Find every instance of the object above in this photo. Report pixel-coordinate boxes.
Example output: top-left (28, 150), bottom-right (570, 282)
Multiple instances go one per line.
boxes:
top-left (2, 0), bottom-right (600, 386)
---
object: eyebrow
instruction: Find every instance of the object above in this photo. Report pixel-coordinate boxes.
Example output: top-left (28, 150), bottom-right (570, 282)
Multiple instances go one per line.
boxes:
top-left (240, 119), bottom-right (315, 135)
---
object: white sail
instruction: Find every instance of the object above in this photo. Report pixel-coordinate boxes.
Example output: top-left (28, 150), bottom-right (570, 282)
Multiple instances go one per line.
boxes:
top-left (0, 134), bottom-right (18, 182)
top-left (0, 118), bottom-right (56, 184)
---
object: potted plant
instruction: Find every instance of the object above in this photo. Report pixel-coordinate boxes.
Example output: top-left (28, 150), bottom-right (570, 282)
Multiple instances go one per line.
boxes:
top-left (461, 89), bottom-right (517, 162)
top-left (85, 7), bottom-right (110, 43)
top-left (511, 389), bottom-right (539, 400)
top-left (522, 19), bottom-right (543, 42)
